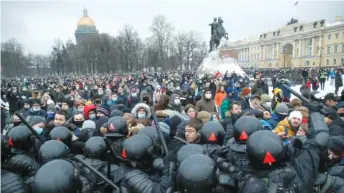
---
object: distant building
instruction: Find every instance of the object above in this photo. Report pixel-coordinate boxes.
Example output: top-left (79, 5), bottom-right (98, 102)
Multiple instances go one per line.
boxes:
top-left (226, 16), bottom-right (344, 68)
top-left (74, 8), bottom-right (98, 44)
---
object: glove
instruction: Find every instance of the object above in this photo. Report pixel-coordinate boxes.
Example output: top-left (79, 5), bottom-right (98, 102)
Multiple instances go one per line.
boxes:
top-left (307, 101), bottom-right (322, 112)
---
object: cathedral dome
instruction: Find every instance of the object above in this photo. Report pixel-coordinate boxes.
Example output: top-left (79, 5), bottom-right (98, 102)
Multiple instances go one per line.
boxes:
top-left (77, 8), bottom-right (95, 26)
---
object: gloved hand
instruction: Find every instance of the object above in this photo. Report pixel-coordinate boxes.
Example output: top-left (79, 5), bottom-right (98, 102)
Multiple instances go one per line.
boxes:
top-left (307, 101), bottom-right (322, 112)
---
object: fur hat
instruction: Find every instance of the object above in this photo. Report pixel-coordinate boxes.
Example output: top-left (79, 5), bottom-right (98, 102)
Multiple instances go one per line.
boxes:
top-left (241, 87), bottom-right (251, 96)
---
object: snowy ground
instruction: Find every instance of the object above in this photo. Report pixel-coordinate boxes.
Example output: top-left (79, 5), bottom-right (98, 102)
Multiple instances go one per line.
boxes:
top-left (268, 78), bottom-right (343, 100)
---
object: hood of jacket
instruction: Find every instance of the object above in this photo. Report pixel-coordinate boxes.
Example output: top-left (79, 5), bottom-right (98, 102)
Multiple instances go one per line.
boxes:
top-left (131, 103), bottom-right (152, 119)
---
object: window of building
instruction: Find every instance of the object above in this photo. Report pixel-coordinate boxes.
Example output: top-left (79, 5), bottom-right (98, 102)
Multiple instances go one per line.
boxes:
top-left (334, 59), bottom-right (336, 65)
top-left (334, 45), bottom-right (338, 53)
top-left (328, 34), bottom-right (331, 40)
top-left (268, 45), bottom-right (273, 59)
top-left (268, 63), bottom-right (272, 67)
top-left (306, 39), bottom-right (312, 56)
top-left (277, 31), bottom-right (280, 36)
top-left (342, 58), bottom-right (344, 66)
top-left (342, 44), bottom-right (344, 53)
top-left (320, 20), bottom-right (325, 27)
top-left (296, 48), bottom-right (299, 57)
top-left (305, 61), bottom-right (310, 66)
top-left (327, 46), bottom-right (331, 54)
top-left (273, 32), bottom-right (275, 37)
top-left (313, 62), bottom-right (315, 65)
top-left (335, 33), bottom-right (339, 39)
top-left (326, 60), bottom-right (329, 65)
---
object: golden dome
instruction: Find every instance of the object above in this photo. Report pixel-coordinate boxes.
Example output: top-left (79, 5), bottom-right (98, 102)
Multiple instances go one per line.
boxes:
top-left (77, 8), bottom-right (95, 26)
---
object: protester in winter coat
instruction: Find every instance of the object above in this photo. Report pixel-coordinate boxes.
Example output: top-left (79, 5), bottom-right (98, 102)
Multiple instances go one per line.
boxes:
top-left (324, 107), bottom-right (344, 136)
top-left (273, 110), bottom-right (303, 138)
top-left (237, 87), bottom-right (251, 111)
top-left (335, 69), bottom-right (343, 95)
top-left (220, 87), bottom-right (234, 118)
top-left (195, 88), bottom-right (217, 113)
top-left (267, 103), bottom-right (289, 129)
top-left (24, 99), bottom-right (47, 118)
top-left (214, 86), bottom-right (226, 108)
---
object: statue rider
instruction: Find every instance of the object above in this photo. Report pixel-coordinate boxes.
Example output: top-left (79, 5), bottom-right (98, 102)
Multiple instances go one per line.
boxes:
top-left (209, 17), bottom-right (218, 36)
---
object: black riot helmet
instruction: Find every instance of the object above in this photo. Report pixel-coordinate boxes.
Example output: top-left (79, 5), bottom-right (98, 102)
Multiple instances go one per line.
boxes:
top-left (1, 170), bottom-right (27, 193)
top-left (138, 126), bottom-right (158, 140)
top-left (7, 125), bottom-right (33, 151)
top-left (84, 136), bottom-right (107, 160)
top-left (49, 126), bottom-right (72, 147)
top-left (233, 116), bottom-right (262, 143)
top-left (246, 130), bottom-right (287, 170)
top-left (106, 116), bottom-right (128, 136)
top-left (200, 122), bottom-right (225, 145)
top-left (38, 140), bottom-right (69, 163)
top-left (1, 134), bottom-right (10, 161)
top-left (32, 159), bottom-right (82, 193)
top-left (176, 144), bottom-right (206, 165)
top-left (121, 134), bottom-right (154, 168)
top-left (177, 154), bottom-right (216, 193)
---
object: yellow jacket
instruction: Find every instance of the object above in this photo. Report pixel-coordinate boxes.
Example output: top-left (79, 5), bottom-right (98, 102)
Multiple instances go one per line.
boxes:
top-left (273, 117), bottom-right (296, 137)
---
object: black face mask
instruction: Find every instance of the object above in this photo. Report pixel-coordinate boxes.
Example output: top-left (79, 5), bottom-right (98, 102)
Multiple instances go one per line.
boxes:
top-left (74, 121), bottom-right (84, 128)
top-left (13, 121), bottom-right (22, 127)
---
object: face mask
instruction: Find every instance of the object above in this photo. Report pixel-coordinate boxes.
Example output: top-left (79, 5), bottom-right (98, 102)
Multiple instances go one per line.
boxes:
top-left (78, 107), bottom-right (84, 112)
top-left (34, 128), bottom-right (43, 135)
top-left (76, 86), bottom-right (80, 89)
top-left (205, 93), bottom-right (212, 99)
top-left (84, 87), bottom-right (88, 91)
top-left (74, 121), bottom-right (84, 128)
top-left (131, 93), bottom-right (138, 97)
top-left (176, 87), bottom-right (180, 90)
top-left (89, 114), bottom-right (96, 119)
top-left (33, 107), bottom-right (41, 112)
top-left (136, 82), bottom-right (139, 85)
top-left (24, 104), bottom-right (30, 109)
top-left (98, 91), bottom-right (103, 95)
top-left (174, 99), bottom-right (181, 105)
top-left (112, 97), bottom-right (117, 101)
top-left (138, 112), bottom-right (146, 119)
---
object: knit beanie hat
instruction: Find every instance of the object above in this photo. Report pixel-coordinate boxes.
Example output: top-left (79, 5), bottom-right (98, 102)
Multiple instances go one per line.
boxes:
top-left (28, 116), bottom-right (46, 126)
top-left (242, 87), bottom-right (251, 96)
top-left (288, 111), bottom-right (303, 121)
top-left (275, 103), bottom-right (289, 115)
top-left (260, 94), bottom-right (271, 104)
top-left (226, 87), bottom-right (233, 94)
top-left (110, 109), bottom-right (124, 118)
top-left (81, 120), bottom-right (96, 130)
top-left (97, 105), bottom-right (110, 117)
top-left (47, 104), bottom-right (57, 113)
top-left (328, 136), bottom-right (344, 157)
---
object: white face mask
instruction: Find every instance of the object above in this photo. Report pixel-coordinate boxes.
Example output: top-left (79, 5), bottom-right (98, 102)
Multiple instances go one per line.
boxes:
top-left (176, 87), bottom-right (180, 90)
top-left (33, 107), bottom-right (41, 112)
top-left (89, 114), bottom-right (96, 119)
top-left (78, 107), bottom-right (84, 112)
top-left (137, 112), bottom-right (146, 119)
top-left (24, 104), bottom-right (30, 109)
top-left (174, 99), bottom-right (181, 105)
top-left (265, 102), bottom-right (272, 108)
top-left (328, 153), bottom-right (334, 160)
top-left (205, 93), bottom-right (212, 99)
top-left (131, 93), bottom-right (138, 97)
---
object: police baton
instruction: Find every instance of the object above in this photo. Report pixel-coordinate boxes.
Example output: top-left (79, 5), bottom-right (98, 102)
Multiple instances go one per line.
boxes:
top-left (72, 155), bottom-right (119, 190)
top-left (14, 112), bottom-right (44, 143)
top-left (279, 83), bottom-right (329, 116)
top-left (150, 106), bottom-right (169, 156)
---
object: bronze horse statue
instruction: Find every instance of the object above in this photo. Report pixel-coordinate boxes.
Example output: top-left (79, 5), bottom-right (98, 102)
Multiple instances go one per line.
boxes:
top-left (209, 17), bottom-right (228, 53)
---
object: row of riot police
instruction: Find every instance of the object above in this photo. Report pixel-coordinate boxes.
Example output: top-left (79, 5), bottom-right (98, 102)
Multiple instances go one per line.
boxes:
top-left (1, 102), bottom-right (344, 193)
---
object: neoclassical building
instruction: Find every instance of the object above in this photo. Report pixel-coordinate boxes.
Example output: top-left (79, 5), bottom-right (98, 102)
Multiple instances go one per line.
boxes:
top-left (226, 16), bottom-right (344, 68)
top-left (75, 8), bottom-right (98, 44)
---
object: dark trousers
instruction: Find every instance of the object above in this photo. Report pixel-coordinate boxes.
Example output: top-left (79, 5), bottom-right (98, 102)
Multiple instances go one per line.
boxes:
top-left (335, 86), bottom-right (340, 95)
top-left (320, 79), bottom-right (326, 90)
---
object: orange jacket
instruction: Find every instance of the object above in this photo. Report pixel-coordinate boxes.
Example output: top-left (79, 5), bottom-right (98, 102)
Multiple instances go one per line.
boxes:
top-left (214, 90), bottom-right (226, 107)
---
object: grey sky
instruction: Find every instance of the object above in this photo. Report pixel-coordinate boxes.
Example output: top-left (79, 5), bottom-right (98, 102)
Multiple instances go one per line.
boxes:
top-left (1, 1), bottom-right (343, 55)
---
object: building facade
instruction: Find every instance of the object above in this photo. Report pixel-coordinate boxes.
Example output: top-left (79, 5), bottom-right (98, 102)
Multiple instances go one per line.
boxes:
top-left (75, 8), bottom-right (98, 44)
top-left (227, 17), bottom-right (344, 68)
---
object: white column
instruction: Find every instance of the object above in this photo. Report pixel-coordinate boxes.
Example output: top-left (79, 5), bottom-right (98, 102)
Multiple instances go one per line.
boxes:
top-left (293, 40), bottom-right (296, 58)
top-left (311, 37), bottom-right (315, 56)
top-left (276, 43), bottom-right (279, 59)
top-left (272, 44), bottom-right (275, 59)
top-left (318, 36), bottom-right (322, 55)
top-left (298, 39), bottom-right (301, 57)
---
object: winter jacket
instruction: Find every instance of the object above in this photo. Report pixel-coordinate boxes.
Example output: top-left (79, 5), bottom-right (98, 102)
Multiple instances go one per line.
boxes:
top-left (195, 97), bottom-right (217, 113)
top-left (238, 93), bottom-right (250, 111)
top-left (24, 108), bottom-right (47, 119)
top-left (335, 73), bottom-right (343, 88)
top-left (273, 117), bottom-right (297, 137)
top-left (220, 96), bottom-right (234, 119)
top-left (328, 117), bottom-right (344, 136)
top-left (214, 90), bottom-right (226, 107)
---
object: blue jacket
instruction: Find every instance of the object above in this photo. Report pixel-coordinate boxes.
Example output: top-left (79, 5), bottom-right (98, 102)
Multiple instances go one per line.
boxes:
top-left (24, 108), bottom-right (47, 119)
top-left (267, 113), bottom-right (287, 129)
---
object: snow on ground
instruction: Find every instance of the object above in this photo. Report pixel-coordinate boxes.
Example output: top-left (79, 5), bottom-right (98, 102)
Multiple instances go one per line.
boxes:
top-left (268, 78), bottom-right (344, 100)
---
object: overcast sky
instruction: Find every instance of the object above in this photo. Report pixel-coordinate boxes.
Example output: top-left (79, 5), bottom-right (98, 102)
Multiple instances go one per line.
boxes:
top-left (1, 0), bottom-right (343, 55)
